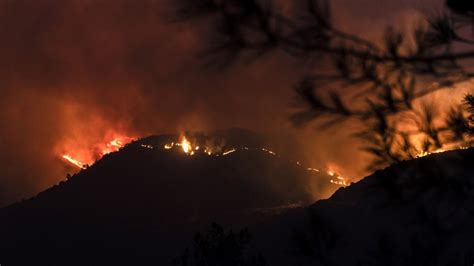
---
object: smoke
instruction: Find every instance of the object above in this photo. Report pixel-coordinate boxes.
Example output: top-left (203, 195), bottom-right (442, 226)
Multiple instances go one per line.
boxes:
top-left (0, 0), bottom-right (448, 206)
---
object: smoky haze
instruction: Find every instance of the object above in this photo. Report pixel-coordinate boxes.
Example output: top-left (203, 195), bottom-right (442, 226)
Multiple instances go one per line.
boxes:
top-left (0, 0), bottom-right (442, 206)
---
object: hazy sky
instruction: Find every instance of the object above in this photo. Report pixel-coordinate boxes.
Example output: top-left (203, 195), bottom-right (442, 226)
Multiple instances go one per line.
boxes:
top-left (0, 0), bottom-right (448, 205)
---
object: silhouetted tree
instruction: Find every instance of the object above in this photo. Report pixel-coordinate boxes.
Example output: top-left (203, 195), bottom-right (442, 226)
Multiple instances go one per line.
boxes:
top-left (173, 223), bottom-right (266, 266)
top-left (175, 0), bottom-right (474, 170)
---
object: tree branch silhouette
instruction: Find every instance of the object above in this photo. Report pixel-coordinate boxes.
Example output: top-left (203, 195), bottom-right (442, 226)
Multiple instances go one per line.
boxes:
top-left (175, 0), bottom-right (474, 170)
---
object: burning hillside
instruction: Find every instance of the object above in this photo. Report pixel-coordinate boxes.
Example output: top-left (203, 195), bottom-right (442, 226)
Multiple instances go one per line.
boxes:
top-left (1, 128), bottom-right (471, 265)
top-left (61, 135), bottom-right (136, 169)
top-left (58, 128), bottom-right (351, 189)
top-left (0, 128), bottom-right (342, 265)
top-left (58, 129), bottom-right (466, 188)
top-left (143, 133), bottom-right (351, 189)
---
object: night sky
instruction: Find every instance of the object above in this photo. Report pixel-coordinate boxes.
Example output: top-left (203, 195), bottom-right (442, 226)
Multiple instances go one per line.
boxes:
top-left (0, 0), bottom-right (448, 205)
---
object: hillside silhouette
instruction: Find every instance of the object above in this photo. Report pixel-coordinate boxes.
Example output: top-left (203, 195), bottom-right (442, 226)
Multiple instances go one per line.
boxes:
top-left (2, 128), bottom-right (472, 265)
top-left (0, 128), bottom-right (330, 265)
top-left (286, 148), bottom-right (474, 265)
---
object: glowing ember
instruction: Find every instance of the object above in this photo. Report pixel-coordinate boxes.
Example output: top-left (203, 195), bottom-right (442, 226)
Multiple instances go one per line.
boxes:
top-left (222, 149), bottom-right (236, 156)
top-left (261, 148), bottom-right (276, 155)
top-left (141, 144), bottom-right (153, 149)
top-left (204, 148), bottom-right (212, 155)
top-left (164, 143), bottom-right (174, 149)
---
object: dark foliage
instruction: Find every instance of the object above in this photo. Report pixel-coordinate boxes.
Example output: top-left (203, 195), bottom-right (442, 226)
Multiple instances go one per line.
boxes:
top-left (292, 209), bottom-right (337, 265)
top-left (173, 223), bottom-right (266, 266)
top-left (175, 0), bottom-right (474, 170)
top-left (446, 0), bottom-right (474, 19)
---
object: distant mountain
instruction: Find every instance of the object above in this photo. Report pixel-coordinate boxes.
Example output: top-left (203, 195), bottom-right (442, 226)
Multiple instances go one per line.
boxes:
top-left (0, 129), bottom-right (333, 266)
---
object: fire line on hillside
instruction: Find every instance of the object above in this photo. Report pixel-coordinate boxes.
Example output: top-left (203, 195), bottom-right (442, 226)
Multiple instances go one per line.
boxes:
top-left (61, 136), bottom-right (135, 170)
top-left (61, 133), bottom-right (469, 188)
top-left (62, 134), bottom-right (351, 187)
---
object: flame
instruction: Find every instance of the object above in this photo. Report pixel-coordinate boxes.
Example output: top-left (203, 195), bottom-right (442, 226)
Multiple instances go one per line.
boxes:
top-left (62, 154), bottom-right (85, 169)
top-left (330, 178), bottom-right (349, 187)
top-left (415, 148), bottom-right (445, 158)
top-left (160, 136), bottom-right (284, 158)
top-left (164, 136), bottom-right (197, 155)
top-left (109, 139), bottom-right (122, 148)
top-left (414, 146), bottom-right (469, 158)
top-left (325, 163), bottom-right (350, 187)
top-left (61, 136), bottom-right (134, 169)
top-left (181, 136), bottom-right (192, 154)
top-left (328, 170), bottom-right (349, 186)
top-left (156, 134), bottom-right (355, 188)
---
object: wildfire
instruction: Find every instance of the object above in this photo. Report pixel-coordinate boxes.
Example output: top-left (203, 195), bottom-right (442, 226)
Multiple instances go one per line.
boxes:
top-left (415, 146), bottom-right (469, 158)
top-left (60, 130), bottom-right (355, 189)
top-left (180, 137), bottom-right (192, 154)
top-left (165, 136), bottom-right (196, 155)
top-left (327, 170), bottom-right (349, 186)
top-left (62, 154), bottom-right (85, 169)
top-left (61, 136), bottom-right (134, 169)
top-left (162, 136), bottom-right (222, 156)
top-left (161, 136), bottom-right (352, 187)
top-left (415, 148), bottom-right (445, 158)
top-left (330, 175), bottom-right (349, 186)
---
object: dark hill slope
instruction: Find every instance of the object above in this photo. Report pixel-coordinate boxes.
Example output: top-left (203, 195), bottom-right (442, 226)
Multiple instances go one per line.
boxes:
top-left (0, 129), bottom-right (330, 265)
top-left (288, 148), bottom-right (474, 266)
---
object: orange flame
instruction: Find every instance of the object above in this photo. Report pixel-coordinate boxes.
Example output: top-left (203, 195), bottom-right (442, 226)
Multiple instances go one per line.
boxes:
top-left (415, 148), bottom-right (445, 158)
top-left (326, 163), bottom-right (350, 187)
top-left (181, 136), bottom-right (192, 154)
top-left (61, 136), bottom-right (134, 169)
top-left (62, 154), bottom-right (85, 169)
